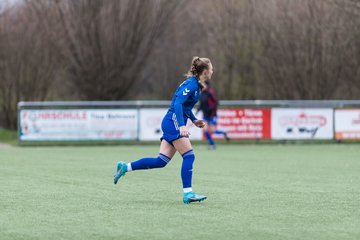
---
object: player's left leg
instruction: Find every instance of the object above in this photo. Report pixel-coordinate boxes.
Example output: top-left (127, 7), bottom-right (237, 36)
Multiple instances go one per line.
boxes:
top-left (173, 137), bottom-right (207, 204)
top-left (114, 140), bottom-right (176, 184)
top-left (204, 123), bottom-right (216, 149)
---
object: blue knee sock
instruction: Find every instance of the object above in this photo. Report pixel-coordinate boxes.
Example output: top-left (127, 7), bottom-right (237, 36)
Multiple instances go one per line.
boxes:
top-left (181, 150), bottom-right (195, 190)
top-left (205, 131), bottom-right (215, 146)
top-left (130, 153), bottom-right (171, 171)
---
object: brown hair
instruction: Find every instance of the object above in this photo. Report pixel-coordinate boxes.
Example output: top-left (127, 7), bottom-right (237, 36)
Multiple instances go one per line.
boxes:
top-left (186, 56), bottom-right (211, 78)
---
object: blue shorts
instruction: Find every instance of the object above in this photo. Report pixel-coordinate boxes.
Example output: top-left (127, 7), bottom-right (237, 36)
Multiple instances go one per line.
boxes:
top-left (160, 111), bottom-right (188, 145)
top-left (204, 116), bottom-right (217, 126)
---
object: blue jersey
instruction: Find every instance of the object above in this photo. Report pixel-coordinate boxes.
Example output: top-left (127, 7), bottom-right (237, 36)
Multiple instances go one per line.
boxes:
top-left (168, 76), bottom-right (201, 127)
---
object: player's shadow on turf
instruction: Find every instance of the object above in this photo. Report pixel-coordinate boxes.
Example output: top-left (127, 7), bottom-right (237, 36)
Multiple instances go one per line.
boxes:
top-left (129, 199), bottom-right (207, 207)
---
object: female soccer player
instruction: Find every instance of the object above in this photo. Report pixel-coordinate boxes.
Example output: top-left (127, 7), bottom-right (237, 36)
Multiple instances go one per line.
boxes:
top-left (198, 80), bottom-right (229, 149)
top-left (114, 57), bottom-right (213, 204)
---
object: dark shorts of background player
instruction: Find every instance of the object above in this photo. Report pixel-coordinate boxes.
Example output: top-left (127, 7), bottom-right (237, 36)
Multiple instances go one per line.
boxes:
top-left (203, 116), bottom-right (217, 126)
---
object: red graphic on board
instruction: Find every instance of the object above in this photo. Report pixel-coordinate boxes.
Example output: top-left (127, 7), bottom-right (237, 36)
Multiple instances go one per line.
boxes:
top-left (279, 113), bottom-right (327, 127)
top-left (210, 108), bottom-right (271, 139)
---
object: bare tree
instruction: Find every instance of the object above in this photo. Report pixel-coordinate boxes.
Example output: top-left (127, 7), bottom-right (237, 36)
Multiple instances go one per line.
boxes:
top-left (256, 0), bottom-right (350, 99)
top-left (49, 0), bottom-right (182, 100)
top-left (205, 0), bottom-right (259, 100)
top-left (0, 3), bottom-right (58, 129)
top-left (328, 0), bottom-right (360, 93)
top-left (140, 0), bottom-right (211, 100)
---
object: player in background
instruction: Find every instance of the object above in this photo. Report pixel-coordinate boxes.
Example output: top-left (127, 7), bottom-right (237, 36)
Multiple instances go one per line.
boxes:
top-left (114, 57), bottom-right (212, 204)
top-left (198, 80), bottom-right (229, 149)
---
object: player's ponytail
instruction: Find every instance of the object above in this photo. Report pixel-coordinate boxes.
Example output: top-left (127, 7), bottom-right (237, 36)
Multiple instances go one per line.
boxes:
top-left (186, 56), bottom-right (211, 89)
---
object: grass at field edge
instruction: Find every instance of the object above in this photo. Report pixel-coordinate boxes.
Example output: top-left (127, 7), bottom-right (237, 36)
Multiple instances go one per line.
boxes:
top-left (0, 128), bottom-right (17, 145)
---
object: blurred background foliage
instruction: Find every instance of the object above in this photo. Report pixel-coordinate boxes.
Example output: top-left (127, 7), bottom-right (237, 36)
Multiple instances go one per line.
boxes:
top-left (0, 0), bottom-right (359, 129)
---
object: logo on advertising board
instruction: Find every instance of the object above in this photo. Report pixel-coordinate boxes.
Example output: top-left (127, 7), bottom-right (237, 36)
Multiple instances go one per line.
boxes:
top-left (271, 109), bottom-right (333, 139)
top-left (352, 113), bottom-right (360, 125)
top-left (214, 108), bottom-right (271, 139)
top-left (279, 113), bottom-right (327, 137)
top-left (20, 110), bottom-right (88, 136)
top-left (335, 109), bottom-right (360, 139)
top-left (19, 109), bottom-right (138, 141)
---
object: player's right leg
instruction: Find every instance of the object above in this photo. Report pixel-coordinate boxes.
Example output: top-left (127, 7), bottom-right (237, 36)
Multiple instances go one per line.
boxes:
top-left (114, 140), bottom-right (176, 184)
top-left (213, 125), bottom-right (230, 142)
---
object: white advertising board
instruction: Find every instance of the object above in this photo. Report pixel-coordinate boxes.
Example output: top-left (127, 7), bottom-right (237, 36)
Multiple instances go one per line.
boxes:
top-left (19, 109), bottom-right (138, 141)
top-left (335, 109), bottom-right (360, 139)
top-left (139, 109), bottom-right (203, 141)
top-left (271, 108), bottom-right (333, 139)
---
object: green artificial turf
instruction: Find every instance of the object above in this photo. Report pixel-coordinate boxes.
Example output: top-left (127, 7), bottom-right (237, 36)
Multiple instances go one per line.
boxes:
top-left (0, 144), bottom-right (359, 240)
top-left (0, 128), bottom-right (17, 145)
